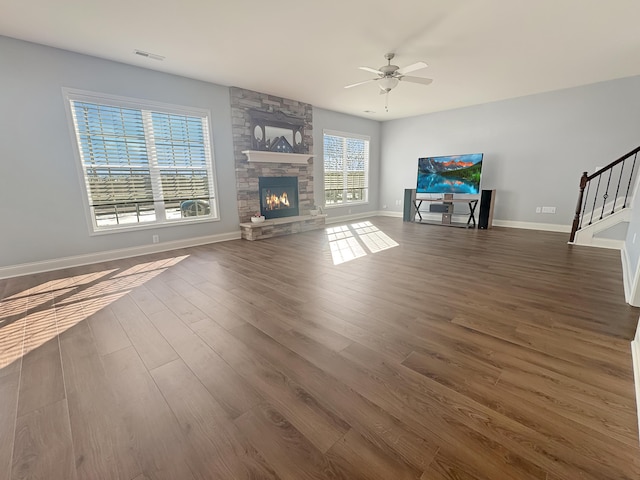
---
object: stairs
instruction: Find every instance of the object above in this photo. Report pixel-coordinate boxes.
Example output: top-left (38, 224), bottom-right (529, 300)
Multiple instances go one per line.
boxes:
top-left (570, 146), bottom-right (640, 249)
top-left (571, 204), bottom-right (630, 249)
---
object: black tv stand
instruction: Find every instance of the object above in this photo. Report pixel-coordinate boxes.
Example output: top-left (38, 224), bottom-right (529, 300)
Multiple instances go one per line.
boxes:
top-left (413, 194), bottom-right (478, 228)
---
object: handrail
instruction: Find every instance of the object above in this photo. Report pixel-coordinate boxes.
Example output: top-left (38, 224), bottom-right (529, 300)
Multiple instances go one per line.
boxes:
top-left (570, 145), bottom-right (640, 242)
top-left (585, 146), bottom-right (640, 181)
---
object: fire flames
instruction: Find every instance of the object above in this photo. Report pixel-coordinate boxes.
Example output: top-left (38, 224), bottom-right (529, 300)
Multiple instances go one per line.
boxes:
top-left (265, 191), bottom-right (290, 210)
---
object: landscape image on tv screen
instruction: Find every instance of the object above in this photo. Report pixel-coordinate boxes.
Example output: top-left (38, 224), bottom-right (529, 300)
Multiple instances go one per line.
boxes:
top-left (417, 153), bottom-right (483, 194)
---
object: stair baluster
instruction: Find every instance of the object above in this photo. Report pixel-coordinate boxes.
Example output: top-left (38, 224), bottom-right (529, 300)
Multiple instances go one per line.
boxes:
top-left (600, 169), bottom-right (613, 220)
top-left (612, 159), bottom-right (625, 214)
top-left (589, 175), bottom-right (601, 226)
top-left (623, 152), bottom-right (638, 208)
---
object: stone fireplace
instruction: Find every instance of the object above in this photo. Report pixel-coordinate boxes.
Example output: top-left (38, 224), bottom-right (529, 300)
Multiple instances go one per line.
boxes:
top-left (229, 87), bottom-right (314, 223)
top-left (230, 87), bottom-right (326, 240)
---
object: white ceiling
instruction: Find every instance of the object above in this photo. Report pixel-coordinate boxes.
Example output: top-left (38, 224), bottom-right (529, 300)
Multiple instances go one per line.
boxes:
top-left (2, 0), bottom-right (640, 121)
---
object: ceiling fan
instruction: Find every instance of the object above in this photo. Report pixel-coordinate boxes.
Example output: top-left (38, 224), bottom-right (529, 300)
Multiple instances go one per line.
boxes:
top-left (345, 53), bottom-right (433, 94)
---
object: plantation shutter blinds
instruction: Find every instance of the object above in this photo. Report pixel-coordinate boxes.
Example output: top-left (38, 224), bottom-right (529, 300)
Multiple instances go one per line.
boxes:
top-left (72, 102), bottom-right (154, 210)
top-left (323, 132), bottom-right (369, 205)
top-left (152, 112), bottom-right (211, 205)
top-left (323, 134), bottom-right (345, 204)
top-left (345, 137), bottom-right (368, 202)
top-left (68, 91), bottom-right (217, 230)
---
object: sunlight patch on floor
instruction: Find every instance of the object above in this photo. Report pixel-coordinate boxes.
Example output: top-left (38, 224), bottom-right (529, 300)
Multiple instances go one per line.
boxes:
top-left (326, 221), bottom-right (398, 265)
top-left (0, 256), bottom-right (188, 369)
top-left (351, 221), bottom-right (399, 253)
top-left (326, 225), bottom-right (367, 265)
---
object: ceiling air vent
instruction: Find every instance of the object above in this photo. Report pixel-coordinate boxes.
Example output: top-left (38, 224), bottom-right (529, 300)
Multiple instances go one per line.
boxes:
top-left (134, 50), bottom-right (165, 61)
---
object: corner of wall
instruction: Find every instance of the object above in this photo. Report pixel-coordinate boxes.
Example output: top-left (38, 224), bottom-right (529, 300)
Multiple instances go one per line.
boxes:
top-left (631, 320), bottom-right (640, 442)
top-left (622, 243), bottom-right (640, 307)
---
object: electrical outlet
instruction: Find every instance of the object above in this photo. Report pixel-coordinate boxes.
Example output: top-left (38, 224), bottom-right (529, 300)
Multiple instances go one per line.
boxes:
top-left (535, 207), bottom-right (541, 213)
top-left (152, 234), bottom-right (159, 243)
top-left (634, 233), bottom-right (637, 244)
top-left (541, 206), bottom-right (556, 214)
top-left (383, 204), bottom-right (387, 209)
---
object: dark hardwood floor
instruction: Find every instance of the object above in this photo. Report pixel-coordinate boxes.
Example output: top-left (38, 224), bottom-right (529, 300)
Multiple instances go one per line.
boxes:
top-left (1, 216), bottom-right (639, 479)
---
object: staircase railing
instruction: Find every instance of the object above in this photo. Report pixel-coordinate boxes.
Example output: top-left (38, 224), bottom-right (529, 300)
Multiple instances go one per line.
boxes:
top-left (570, 146), bottom-right (640, 242)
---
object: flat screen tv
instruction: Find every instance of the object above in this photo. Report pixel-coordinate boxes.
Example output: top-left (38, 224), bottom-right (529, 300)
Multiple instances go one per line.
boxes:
top-left (416, 153), bottom-right (483, 195)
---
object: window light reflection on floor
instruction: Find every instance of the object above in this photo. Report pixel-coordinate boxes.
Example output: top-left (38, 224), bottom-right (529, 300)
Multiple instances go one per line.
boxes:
top-left (0, 256), bottom-right (188, 370)
top-left (351, 221), bottom-right (399, 253)
top-left (326, 221), bottom-right (398, 265)
top-left (326, 225), bottom-right (367, 265)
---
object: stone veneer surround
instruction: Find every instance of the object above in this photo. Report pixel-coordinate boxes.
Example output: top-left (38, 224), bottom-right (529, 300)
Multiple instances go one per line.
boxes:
top-left (230, 87), bottom-right (314, 223)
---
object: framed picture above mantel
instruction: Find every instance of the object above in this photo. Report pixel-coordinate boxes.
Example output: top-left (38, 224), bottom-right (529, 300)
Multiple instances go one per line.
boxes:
top-left (249, 109), bottom-right (307, 154)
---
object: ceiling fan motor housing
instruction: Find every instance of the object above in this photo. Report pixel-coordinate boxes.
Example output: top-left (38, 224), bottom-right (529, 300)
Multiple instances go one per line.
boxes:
top-left (379, 64), bottom-right (399, 75)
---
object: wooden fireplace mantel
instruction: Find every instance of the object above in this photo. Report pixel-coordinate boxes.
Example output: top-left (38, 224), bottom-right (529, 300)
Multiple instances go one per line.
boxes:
top-left (242, 150), bottom-right (313, 164)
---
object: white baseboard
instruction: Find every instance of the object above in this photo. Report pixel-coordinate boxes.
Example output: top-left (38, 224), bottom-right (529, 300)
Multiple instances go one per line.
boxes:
top-left (0, 214), bottom-right (598, 280)
top-left (375, 211), bottom-right (572, 233)
top-left (491, 219), bottom-right (571, 233)
top-left (632, 320), bottom-right (640, 440)
top-left (376, 210), bottom-right (403, 218)
top-left (0, 231), bottom-right (241, 280)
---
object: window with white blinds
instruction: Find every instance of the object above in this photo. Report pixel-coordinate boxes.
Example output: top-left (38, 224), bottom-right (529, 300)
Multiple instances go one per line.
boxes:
top-left (64, 89), bottom-right (218, 232)
top-left (323, 130), bottom-right (369, 206)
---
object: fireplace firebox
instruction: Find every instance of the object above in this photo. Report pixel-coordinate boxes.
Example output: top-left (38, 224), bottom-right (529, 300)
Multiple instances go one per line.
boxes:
top-left (259, 177), bottom-right (299, 219)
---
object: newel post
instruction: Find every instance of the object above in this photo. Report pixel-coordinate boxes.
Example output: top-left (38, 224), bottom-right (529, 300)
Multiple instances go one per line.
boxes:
top-left (570, 172), bottom-right (589, 242)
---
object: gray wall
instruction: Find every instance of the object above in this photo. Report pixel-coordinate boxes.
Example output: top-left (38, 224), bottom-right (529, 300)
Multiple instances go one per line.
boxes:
top-left (0, 36), bottom-right (239, 268)
top-left (3, 33), bottom-right (639, 271)
top-left (380, 76), bottom-right (640, 226)
top-left (312, 107), bottom-right (381, 218)
top-left (0, 37), bottom-right (385, 269)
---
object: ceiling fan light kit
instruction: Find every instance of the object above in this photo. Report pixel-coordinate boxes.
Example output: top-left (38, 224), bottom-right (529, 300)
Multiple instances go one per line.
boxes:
top-left (378, 76), bottom-right (399, 92)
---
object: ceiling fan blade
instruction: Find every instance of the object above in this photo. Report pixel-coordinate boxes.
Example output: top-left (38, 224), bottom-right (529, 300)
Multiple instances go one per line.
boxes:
top-left (397, 61), bottom-right (428, 75)
top-left (359, 66), bottom-right (384, 75)
top-left (344, 78), bottom-right (377, 89)
top-left (399, 76), bottom-right (433, 85)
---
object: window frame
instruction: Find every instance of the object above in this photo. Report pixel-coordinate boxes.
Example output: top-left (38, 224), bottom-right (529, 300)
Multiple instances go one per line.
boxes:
top-left (322, 129), bottom-right (370, 208)
top-left (63, 88), bottom-right (220, 235)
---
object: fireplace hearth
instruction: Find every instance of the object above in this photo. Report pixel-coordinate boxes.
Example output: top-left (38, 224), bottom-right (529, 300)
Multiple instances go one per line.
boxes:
top-left (259, 176), bottom-right (299, 219)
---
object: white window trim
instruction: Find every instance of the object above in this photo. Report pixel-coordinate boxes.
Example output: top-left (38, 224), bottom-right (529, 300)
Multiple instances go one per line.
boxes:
top-left (322, 129), bottom-right (370, 208)
top-left (62, 88), bottom-right (221, 235)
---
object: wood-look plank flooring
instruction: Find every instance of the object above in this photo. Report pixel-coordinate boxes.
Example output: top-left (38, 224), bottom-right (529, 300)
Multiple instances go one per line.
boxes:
top-left (1, 217), bottom-right (639, 479)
